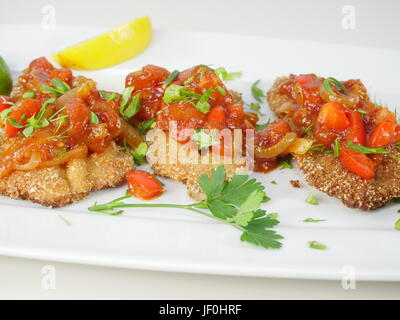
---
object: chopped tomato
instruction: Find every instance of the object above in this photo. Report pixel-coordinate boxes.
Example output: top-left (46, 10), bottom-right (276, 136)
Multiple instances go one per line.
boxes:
top-left (0, 96), bottom-right (12, 112)
top-left (127, 170), bottom-right (164, 200)
top-left (49, 68), bottom-right (73, 86)
top-left (317, 102), bottom-right (350, 131)
top-left (296, 74), bottom-right (315, 87)
top-left (206, 106), bottom-right (226, 129)
top-left (368, 115), bottom-right (396, 148)
top-left (63, 97), bottom-right (90, 137)
top-left (5, 98), bottom-right (42, 138)
top-left (346, 110), bottom-right (366, 145)
top-left (256, 119), bottom-right (291, 147)
top-left (314, 124), bottom-right (339, 147)
top-left (339, 143), bottom-right (375, 180)
top-left (226, 104), bottom-right (245, 128)
top-left (125, 65), bottom-right (170, 90)
top-left (125, 65), bottom-right (170, 120)
top-left (29, 57), bottom-right (54, 74)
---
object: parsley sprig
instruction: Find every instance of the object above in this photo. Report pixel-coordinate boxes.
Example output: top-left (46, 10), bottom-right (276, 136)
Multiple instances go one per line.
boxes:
top-left (88, 166), bottom-right (283, 249)
top-left (251, 80), bottom-right (266, 103)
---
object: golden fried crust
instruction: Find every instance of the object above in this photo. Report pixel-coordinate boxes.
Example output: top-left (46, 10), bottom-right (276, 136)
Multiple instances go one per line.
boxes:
top-left (267, 76), bottom-right (400, 210)
top-left (0, 142), bottom-right (135, 208)
top-left (147, 134), bottom-right (247, 201)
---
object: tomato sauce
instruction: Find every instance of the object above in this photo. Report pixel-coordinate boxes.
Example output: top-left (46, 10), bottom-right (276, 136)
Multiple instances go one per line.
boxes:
top-left (279, 74), bottom-right (400, 179)
top-left (125, 64), bottom-right (290, 173)
top-left (0, 57), bottom-right (124, 177)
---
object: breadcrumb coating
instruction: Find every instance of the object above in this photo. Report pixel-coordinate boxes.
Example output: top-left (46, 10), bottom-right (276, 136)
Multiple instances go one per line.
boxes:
top-left (267, 76), bottom-right (400, 210)
top-left (0, 141), bottom-right (134, 207)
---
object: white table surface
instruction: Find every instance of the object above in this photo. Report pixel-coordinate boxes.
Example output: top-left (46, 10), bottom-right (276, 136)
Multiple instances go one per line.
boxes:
top-left (1, 0), bottom-right (400, 299)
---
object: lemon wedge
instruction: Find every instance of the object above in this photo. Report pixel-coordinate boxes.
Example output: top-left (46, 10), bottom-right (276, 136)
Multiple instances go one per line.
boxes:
top-left (52, 16), bottom-right (152, 70)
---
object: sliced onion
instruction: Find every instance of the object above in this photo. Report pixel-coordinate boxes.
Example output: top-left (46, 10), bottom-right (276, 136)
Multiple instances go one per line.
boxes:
top-left (276, 102), bottom-right (296, 117)
top-left (319, 84), bottom-right (359, 108)
top-left (255, 132), bottom-right (297, 158)
top-left (14, 151), bottom-right (41, 171)
top-left (120, 120), bottom-right (143, 148)
top-left (287, 138), bottom-right (314, 155)
top-left (38, 145), bottom-right (88, 168)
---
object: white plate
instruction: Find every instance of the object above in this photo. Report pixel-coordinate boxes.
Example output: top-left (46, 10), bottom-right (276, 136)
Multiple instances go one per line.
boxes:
top-left (1, 25), bottom-right (400, 281)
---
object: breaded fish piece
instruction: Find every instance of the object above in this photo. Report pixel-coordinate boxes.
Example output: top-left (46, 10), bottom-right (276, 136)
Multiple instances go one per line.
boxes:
top-left (146, 134), bottom-right (247, 201)
top-left (0, 141), bottom-right (134, 207)
top-left (267, 77), bottom-right (400, 210)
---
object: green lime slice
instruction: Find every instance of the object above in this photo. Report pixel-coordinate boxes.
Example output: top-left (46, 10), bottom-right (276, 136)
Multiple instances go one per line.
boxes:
top-left (0, 56), bottom-right (13, 96)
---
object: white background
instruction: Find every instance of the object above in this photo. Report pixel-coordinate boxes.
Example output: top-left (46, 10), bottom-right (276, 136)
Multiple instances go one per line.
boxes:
top-left (1, 0), bottom-right (400, 299)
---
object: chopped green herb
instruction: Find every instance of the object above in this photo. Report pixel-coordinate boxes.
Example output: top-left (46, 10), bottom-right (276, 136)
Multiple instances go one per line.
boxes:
top-left (216, 86), bottom-right (226, 96)
top-left (120, 92), bottom-right (141, 118)
top-left (195, 88), bottom-right (213, 114)
top-left (123, 139), bottom-right (148, 165)
top-left (346, 141), bottom-right (388, 154)
top-left (303, 218), bottom-right (326, 223)
top-left (308, 241), bottom-right (327, 250)
top-left (393, 198), bottom-right (400, 203)
top-left (303, 124), bottom-right (313, 135)
top-left (214, 67), bottom-right (242, 81)
top-left (138, 119), bottom-right (156, 135)
top-left (22, 91), bottom-right (36, 99)
top-left (163, 70), bottom-right (180, 89)
top-left (40, 78), bottom-right (71, 97)
top-left (250, 102), bottom-right (265, 116)
top-left (5, 116), bottom-right (25, 128)
top-left (89, 166), bottom-right (283, 249)
top-left (333, 139), bottom-right (340, 158)
top-left (50, 78), bottom-right (71, 94)
top-left (99, 91), bottom-right (117, 101)
top-left (271, 180), bottom-right (277, 185)
top-left (132, 142), bottom-right (148, 165)
top-left (184, 76), bottom-right (195, 85)
top-left (356, 109), bottom-right (369, 115)
top-left (251, 80), bottom-right (266, 103)
top-left (90, 111), bottom-right (99, 125)
top-left (192, 129), bottom-right (219, 149)
top-left (305, 193), bottom-right (319, 205)
top-left (323, 77), bottom-right (347, 95)
top-left (119, 87), bottom-right (134, 112)
top-left (279, 160), bottom-right (293, 170)
top-left (255, 121), bottom-right (270, 131)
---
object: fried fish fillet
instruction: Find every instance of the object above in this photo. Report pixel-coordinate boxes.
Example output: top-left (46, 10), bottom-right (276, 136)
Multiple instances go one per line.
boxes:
top-left (0, 141), bottom-right (134, 207)
top-left (267, 76), bottom-right (400, 210)
top-left (146, 133), bottom-right (247, 201)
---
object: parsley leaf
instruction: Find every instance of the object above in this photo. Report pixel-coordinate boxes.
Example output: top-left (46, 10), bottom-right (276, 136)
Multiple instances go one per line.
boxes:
top-left (308, 241), bottom-right (327, 250)
top-left (305, 193), bottom-right (319, 205)
top-left (395, 219), bottom-right (400, 231)
top-left (123, 139), bottom-right (148, 165)
top-left (279, 160), bottom-right (293, 170)
top-left (163, 70), bottom-right (180, 89)
top-left (138, 119), bottom-right (156, 135)
top-left (90, 111), bottom-right (99, 125)
top-left (89, 166), bottom-right (283, 250)
top-left (251, 80), bottom-right (266, 103)
top-left (192, 129), bottom-right (219, 150)
top-left (214, 67), bottom-right (242, 81)
top-left (100, 91), bottom-right (118, 101)
top-left (303, 218), bottom-right (326, 223)
top-left (195, 88), bottom-right (213, 114)
top-left (22, 91), bottom-right (36, 99)
top-left (120, 91), bottom-right (141, 118)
